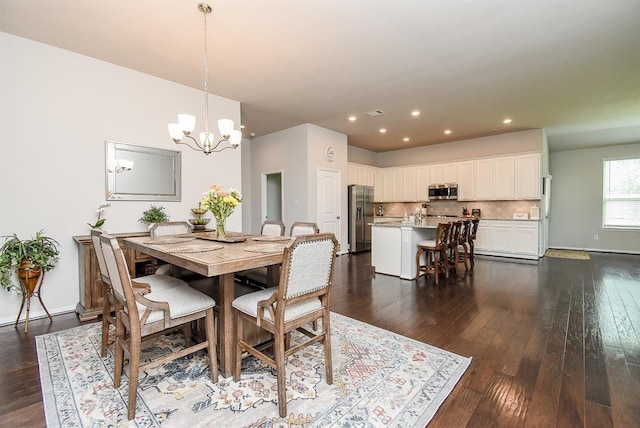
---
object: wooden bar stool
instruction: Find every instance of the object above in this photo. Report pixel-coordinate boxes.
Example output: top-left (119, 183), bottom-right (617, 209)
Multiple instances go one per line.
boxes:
top-left (469, 218), bottom-right (480, 269)
top-left (416, 222), bottom-right (451, 285)
top-left (446, 221), bottom-right (463, 276)
top-left (456, 219), bottom-right (472, 271)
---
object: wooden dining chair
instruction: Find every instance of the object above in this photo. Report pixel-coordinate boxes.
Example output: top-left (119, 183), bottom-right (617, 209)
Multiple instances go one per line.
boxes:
top-left (99, 233), bottom-right (218, 420)
top-left (289, 221), bottom-right (319, 237)
top-left (416, 222), bottom-right (451, 285)
top-left (238, 220), bottom-right (288, 289)
top-left (149, 221), bottom-right (192, 276)
top-left (91, 229), bottom-right (186, 357)
top-left (232, 233), bottom-right (339, 417)
top-left (261, 220), bottom-right (286, 237)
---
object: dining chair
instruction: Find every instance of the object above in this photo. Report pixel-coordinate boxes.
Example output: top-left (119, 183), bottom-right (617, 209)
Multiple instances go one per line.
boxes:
top-left (289, 221), bottom-right (319, 237)
top-left (261, 220), bottom-right (286, 237)
top-left (416, 222), bottom-right (451, 285)
top-left (232, 233), bottom-right (338, 417)
top-left (91, 229), bottom-right (186, 357)
top-left (238, 220), bottom-right (287, 289)
top-left (99, 233), bottom-right (218, 420)
top-left (149, 221), bottom-right (192, 276)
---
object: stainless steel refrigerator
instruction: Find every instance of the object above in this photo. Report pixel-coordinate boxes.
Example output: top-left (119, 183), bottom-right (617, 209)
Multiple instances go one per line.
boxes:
top-left (348, 185), bottom-right (374, 252)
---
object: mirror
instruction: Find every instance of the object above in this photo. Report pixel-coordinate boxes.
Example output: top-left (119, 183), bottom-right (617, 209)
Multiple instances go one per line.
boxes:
top-left (106, 141), bottom-right (181, 201)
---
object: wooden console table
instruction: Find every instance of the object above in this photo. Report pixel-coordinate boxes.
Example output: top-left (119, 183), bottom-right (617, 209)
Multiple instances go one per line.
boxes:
top-left (73, 232), bottom-right (152, 321)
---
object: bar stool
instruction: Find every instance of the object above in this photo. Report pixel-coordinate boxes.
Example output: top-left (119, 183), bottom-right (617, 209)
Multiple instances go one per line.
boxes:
top-left (469, 218), bottom-right (480, 269)
top-left (456, 220), bottom-right (472, 271)
top-left (416, 222), bottom-right (451, 285)
top-left (446, 221), bottom-right (463, 276)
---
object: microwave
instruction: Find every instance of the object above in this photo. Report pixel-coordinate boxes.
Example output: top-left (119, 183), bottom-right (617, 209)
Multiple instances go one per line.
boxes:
top-left (428, 183), bottom-right (458, 200)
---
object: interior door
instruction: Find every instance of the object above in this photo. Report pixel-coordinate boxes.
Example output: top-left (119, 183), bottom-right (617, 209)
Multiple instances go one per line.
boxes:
top-left (317, 168), bottom-right (341, 244)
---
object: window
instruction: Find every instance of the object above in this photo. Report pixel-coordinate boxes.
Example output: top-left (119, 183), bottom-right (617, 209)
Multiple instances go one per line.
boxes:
top-left (603, 158), bottom-right (640, 228)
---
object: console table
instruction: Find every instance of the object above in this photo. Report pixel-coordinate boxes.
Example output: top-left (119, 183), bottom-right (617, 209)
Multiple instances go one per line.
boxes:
top-left (73, 232), bottom-right (152, 321)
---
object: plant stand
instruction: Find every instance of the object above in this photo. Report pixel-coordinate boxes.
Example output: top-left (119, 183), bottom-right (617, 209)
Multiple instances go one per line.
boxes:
top-left (14, 270), bottom-right (53, 333)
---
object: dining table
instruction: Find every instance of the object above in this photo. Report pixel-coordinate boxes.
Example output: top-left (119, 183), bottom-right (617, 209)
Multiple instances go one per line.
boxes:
top-left (124, 232), bottom-right (291, 377)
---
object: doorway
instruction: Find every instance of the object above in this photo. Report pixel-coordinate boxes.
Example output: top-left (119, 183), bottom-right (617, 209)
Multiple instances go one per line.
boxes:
top-left (317, 168), bottom-right (342, 244)
top-left (261, 171), bottom-right (284, 223)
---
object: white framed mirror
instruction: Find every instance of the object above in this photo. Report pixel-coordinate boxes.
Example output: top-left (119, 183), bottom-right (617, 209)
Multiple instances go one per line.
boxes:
top-left (106, 141), bottom-right (181, 201)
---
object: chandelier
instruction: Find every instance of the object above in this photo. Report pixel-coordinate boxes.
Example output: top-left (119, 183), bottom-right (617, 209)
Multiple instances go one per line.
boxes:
top-left (168, 3), bottom-right (241, 155)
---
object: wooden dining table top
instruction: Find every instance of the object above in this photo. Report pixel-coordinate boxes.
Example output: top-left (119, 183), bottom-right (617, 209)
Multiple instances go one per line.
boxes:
top-left (124, 232), bottom-right (292, 277)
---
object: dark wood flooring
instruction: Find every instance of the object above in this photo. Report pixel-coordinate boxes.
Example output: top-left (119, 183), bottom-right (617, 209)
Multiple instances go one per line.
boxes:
top-left (1, 251), bottom-right (639, 427)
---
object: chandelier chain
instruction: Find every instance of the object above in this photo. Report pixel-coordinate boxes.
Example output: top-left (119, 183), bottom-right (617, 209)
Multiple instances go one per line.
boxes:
top-left (203, 8), bottom-right (209, 134)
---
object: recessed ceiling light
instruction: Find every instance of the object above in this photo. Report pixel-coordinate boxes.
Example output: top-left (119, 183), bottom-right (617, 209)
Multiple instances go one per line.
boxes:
top-left (240, 124), bottom-right (245, 129)
top-left (503, 118), bottom-right (512, 124)
top-left (411, 110), bottom-right (420, 117)
top-left (444, 129), bottom-right (452, 135)
top-left (348, 115), bottom-right (357, 122)
top-left (250, 132), bottom-right (256, 137)
top-left (379, 128), bottom-right (387, 133)
top-left (403, 137), bottom-right (410, 142)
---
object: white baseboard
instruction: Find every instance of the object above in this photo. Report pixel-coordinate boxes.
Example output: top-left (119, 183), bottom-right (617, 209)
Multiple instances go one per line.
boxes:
top-left (0, 304), bottom-right (77, 327)
top-left (548, 246), bottom-right (640, 255)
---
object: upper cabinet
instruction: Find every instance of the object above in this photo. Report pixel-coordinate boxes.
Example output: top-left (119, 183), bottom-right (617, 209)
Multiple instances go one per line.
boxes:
top-left (515, 153), bottom-right (541, 199)
top-left (430, 162), bottom-right (458, 184)
top-left (457, 161), bottom-right (474, 201)
top-left (353, 152), bottom-right (540, 203)
top-left (494, 156), bottom-right (515, 199)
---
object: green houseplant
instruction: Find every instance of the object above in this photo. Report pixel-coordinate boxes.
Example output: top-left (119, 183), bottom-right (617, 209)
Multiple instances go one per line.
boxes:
top-left (0, 230), bottom-right (60, 294)
top-left (138, 205), bottom-right (170, 225)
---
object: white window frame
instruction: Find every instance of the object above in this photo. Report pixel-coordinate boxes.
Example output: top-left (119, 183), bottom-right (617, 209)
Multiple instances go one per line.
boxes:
top-left (602, 157), bottom-right (640, 230)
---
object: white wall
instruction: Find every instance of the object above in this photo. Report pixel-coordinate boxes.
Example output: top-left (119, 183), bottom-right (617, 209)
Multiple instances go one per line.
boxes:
top-left (549, 142), bottom-right (640, 253)
top-left (247, 124), bottom-right (348, 250)
top-left (0, 33), bottom-right (242, 324)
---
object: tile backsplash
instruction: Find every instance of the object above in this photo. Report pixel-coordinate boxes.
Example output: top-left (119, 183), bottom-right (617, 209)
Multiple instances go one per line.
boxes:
top-left (378, 200), bottom-right (540, 219)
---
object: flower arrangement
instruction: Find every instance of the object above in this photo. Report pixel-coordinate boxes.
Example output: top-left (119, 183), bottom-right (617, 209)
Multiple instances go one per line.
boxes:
top-left (201, 185), bottom-right (242, 239)
top-left (87, 203), bottom-right (110, 229)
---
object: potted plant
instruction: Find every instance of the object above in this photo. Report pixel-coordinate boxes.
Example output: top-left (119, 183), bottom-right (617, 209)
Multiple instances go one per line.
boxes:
top-left (138, 205), bottom-right (170, 226)
top-left (0, 230), bottom-right (60, 295)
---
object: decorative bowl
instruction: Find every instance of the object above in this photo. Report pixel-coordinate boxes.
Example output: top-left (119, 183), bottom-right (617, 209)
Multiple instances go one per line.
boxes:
top-left (191, 208), bottom-right (207, 216)
top-left (189, 218), bottom-right (211, 230)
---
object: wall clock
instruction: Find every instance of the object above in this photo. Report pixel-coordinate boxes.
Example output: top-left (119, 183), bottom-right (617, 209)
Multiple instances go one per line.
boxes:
top-left (324, 145), bottom-right (336, 162)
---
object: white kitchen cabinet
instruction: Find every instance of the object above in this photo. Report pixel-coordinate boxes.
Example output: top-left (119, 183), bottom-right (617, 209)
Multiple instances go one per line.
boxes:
top-left (475, 159), bottom-right (494, 199)
top-left (457, 161), bottom-right (475, 201)
top-left (430, 162), bottom-right (458, 184)
top-left (403, 167), bottom-right (417, 201)
top-left (348, 164), bottom-right (357, 185)
top-left (494, 156), bottom-right (515, 199)
top-left (374, 168), bottom-right (383, 201)
top-left (513, 222), bottom-right (539, 254)
top-left (392, 168), bottom-right (404, 201)
top-left (371, 225), bottom-right (402, 276)
top-left (474, 219), bottom-right (540, 259)
top-left (416, 166), bottom-right (430, 201)
top-left (474, 223), bottom-right (491, 251)
top-left (348, 163), bottom-right (376, 187)
top-left (490, 220), bottom-right (513, 252)
top-left (515, 153), bottom-right (541, 199)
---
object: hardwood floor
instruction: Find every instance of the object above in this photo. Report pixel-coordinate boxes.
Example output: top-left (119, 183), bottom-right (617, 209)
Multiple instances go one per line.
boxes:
top-left (1, 251), bottom-right (639, 427)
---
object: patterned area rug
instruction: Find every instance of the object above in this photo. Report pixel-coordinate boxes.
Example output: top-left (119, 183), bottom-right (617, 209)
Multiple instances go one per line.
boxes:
top-left (37, 313), bottom-right (471, 427)
top-left (545, 249), bottom-right (591, 260)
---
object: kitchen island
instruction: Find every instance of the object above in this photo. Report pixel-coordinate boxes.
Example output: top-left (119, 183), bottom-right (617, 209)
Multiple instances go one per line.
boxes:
top-left (371, 219), bottom-right (449, 280)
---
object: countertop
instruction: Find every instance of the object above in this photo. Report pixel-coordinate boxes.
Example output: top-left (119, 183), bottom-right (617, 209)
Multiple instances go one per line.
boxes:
top-left (370, 216), bottom-right (540, 228)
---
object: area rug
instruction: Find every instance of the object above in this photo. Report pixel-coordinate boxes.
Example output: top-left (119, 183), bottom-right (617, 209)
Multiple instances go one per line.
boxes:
top-left (545, 249), bottom-right (591, 260)
top-left (36, 312), bottom-right (471, 427)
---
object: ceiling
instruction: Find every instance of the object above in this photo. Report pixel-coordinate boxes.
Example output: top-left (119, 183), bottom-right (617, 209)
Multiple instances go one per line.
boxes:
top-left (2, 1), bottom-right (639, 153)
